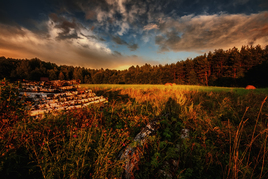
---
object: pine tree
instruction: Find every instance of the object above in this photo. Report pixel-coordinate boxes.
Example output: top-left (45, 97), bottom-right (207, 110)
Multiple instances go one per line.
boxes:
top-left (58, 72), bottom-right (65, 80)
top-left (175, 61), bottom-right (185, 84)
top-left (193, 55), bottom-right (210, 85)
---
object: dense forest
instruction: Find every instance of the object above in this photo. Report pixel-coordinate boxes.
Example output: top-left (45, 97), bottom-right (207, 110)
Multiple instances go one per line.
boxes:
top-left (1, 44), bottom-right (268, 87)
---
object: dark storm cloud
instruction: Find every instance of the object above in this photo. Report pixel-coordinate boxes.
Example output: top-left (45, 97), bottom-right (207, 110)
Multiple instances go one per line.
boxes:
top-left (85, 11), bottom-right (97, 20)
top-left (58, 31), bottom-right (80, 40)
top-left (113, 51), bottom-right (122, 56)
top-left (51, 0), bottom-right (113, 17)
top-left (127, 43), bottom-right (139, 51)
top-left (99, 37), bottom-right (106, 41)
top-left (55, 20), bottom-right (77, 31)
top-left (80, 33), bottom-right (97, 40)
top-left (112, 35), bottom-right (139, 51)
top-left (49, 13), bottom-right (81, 40)
top-left (112, 35), bottom-right (127, 45)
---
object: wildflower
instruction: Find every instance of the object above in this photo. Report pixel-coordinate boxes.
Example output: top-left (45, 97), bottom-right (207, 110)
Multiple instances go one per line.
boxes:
top-left (73, 135), bottom-right (77, 138)
top-left (42, 143), bottom-right (45, 145)
top-left (123, 143), bottom-right (125, 146)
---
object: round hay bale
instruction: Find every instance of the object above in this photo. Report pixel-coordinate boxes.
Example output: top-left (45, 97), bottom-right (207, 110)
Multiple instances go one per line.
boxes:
top-left (165, 83), bottom-right (172, 86)
top-left (246, 85), bottom-right (256, 89)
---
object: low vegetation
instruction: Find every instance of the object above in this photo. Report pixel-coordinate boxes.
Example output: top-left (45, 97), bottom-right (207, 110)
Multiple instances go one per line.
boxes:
top-left (1, 80), bottom-right (268, 178)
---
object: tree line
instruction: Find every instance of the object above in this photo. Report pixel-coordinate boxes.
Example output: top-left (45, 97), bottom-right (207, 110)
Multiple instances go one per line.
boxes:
top-left (1, 44), bottom-right (268, 87)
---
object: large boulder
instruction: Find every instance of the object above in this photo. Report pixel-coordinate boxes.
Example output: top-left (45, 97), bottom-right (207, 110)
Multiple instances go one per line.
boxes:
top-left (246, 85), bottom-right (256, 89)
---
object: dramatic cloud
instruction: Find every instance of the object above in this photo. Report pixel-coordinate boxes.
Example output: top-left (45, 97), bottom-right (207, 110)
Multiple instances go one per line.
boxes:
top-left (1, 0), bottom-right (268, 69)
top-left (112, 35), bottom-right (127, 45)
top-left (0, 20), bottom-right (152, 69)
top-left (112, 35), bottom-right (139, 51)
top-left (155, 12), bottom-right (268, 52)
top-left (48, 13), bottom-right (81, 40)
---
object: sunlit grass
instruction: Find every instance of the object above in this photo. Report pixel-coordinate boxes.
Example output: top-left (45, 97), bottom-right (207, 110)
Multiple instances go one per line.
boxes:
top-left (81, 84), bottom-right (268, 95)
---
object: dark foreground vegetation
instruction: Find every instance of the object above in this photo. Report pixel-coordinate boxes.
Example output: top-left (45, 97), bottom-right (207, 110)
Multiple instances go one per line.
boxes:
top-left (1, 44), bottom-right (268, 87)
top-left (1, 79), bottom-right (268, 178)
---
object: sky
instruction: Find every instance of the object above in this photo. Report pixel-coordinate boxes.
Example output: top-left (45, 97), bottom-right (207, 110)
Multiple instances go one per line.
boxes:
top-left (0, 0), bottom-right (268, 70)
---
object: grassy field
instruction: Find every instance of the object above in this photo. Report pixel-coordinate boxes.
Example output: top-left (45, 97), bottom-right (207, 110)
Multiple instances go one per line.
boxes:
top-left (81, 84), bottom-right (268, 95)
top-left (1, 80), bottom-right (268, 179)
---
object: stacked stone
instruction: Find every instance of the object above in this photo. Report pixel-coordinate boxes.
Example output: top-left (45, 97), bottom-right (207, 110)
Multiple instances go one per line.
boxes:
top-left (19, 80), bottom-right (107, 117)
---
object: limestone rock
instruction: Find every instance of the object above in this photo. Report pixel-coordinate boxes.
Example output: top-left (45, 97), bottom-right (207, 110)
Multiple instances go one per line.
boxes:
top-left (118, 118), bottom-right (161, 179)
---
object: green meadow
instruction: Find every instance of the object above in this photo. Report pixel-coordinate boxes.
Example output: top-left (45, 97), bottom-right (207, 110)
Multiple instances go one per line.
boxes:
top-left (81, 84), bottom-right (268, 95)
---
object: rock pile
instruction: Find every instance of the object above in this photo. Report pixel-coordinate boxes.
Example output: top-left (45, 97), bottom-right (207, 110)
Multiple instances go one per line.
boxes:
top-left (20, 80), bottom-right (107, 117)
